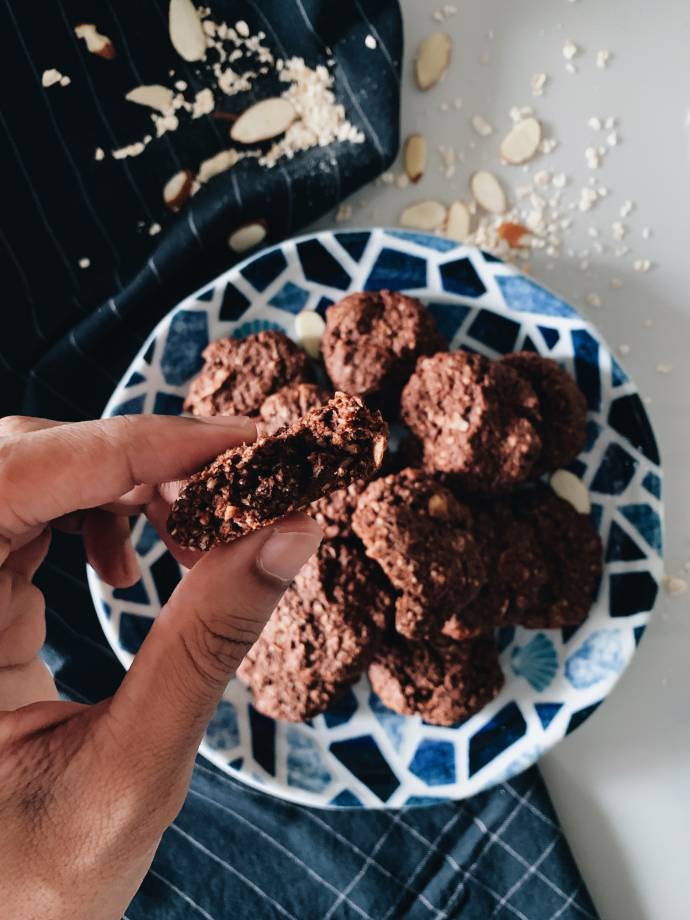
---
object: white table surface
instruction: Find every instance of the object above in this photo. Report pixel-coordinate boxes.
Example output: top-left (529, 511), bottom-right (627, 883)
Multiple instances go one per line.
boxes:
top-left (313, 2), bottom-right (690, 917)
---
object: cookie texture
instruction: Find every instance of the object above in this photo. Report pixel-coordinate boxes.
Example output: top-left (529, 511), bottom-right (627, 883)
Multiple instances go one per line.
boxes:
top-left (184, 330), bottom-right (312, 417)
top-left (368, 633), bottom-right (504, 726)
top-left (238, 540), bottom-right (393, 721)
top-left (257, 382), bottom-right (331, 436)
top-left (352, 469), bottom-right (485, 640)
top-left (169, 392), bottom-right (388, 550)
top-left (501, 352), bottom-right (587, 474)
top-left (503, 487), bottom-right (602, 627)
top-left (321, 290), bottom-right (446, 411)
top-left (401, 351), bottom-right (542, 493)
top-left (311, 480), bottom-right (367, 541)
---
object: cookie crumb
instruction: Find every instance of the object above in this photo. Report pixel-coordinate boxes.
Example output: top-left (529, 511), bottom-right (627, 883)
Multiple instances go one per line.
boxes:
top-left (663, 575), bottom-right (688, 596)
top-left (364, 34), bottom-right (377, 50)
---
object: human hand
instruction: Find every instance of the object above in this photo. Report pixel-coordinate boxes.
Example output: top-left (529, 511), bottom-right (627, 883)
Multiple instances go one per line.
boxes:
top-left (0, 414), bottom-right (322, 919)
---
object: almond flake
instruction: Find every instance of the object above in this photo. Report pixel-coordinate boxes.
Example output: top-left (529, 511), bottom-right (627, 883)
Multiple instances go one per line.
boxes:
top-left (404, 133), bottom-right (427, 183)
top-left (634, 259), bottom-right (652, 273)
top-left (587, 116), bottom-right (602, 130)
top-left (295, 310), bottom-right (326, 359)
top-left (148, 222), bottom-right (162, 236)
top-left (196, 148), bottom-right (246, 184)
top-left (656, 363), bottom-right (673, 374)
top-left (78, 257), bottom-right (91, 269)
top-left (94, 147), bottom-right (105, 161)
top-left (231, 97), bottom-right (296, 144)
top-left (618, 344), bottom-right (630, 356)
top-left (619, 200), bottom-right (634, 218)
top-left (444, 200), bottom-right (471, 242)
top-left (335, 204), bottom-right (352, 223)
top-left (42, 68), bottom-right (69, 88)
top-left (400, 200), bottom-right (448, 231)
top-left (192, 87), bottom-right (215, 118)
top-left (169, 0), bottom-right (207, 63)
top-left (562, 39), bottom-right (579, 60)
top-left (364, 35), bottom-right (377, 50)
top-left (550, 469), bottom-right (590, 514)
top-left (586, 292), bottom-right (601, 307)
top-left (500, 117), bottom-right (542, 164)
top-left (607, 131), bottom-right (619, 147)
top-left (228, 221), bottom-right (267, 253)
top-left (663, 575), bottom-right (688, 596)
top-left (596, 49), bottom-right (611, 68)
top-left (471, 115), bottom-right (493, 137)
top-left (470, 170), bottom-right (507, 213)
top-left (235, 20), bottom-right (250, 37)
top-left (415, 32), bottom-right (452, 91)
top-left (74, 24), bottom-right (116, 59)
top-left (125, 84), bottom-right (175, 114)
top-left (531, 73), bottom-right (547, 96)
top-left (163, 169), bottom-right (194, 211)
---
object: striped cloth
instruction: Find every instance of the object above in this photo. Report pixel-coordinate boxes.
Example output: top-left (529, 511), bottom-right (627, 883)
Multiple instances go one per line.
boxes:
top-left (4, 2), bottom-right (597, 917)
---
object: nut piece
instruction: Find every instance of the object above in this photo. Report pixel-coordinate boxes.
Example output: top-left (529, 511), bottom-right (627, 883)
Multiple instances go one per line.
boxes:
top-left (404, 133), bottom-right (427, 183)
top-left (163, 169), bottom-right (193, 211)
top-left (228, 221), bottom-right (267, 253)
top-left (74, 24), bottom-right (116, 59)
top-left (230, 98), bottom-right (296, 144)
top-left (497, 221), bottom-right (530, 248)
top-left (400, 200), bottom-right (447, 231)
top-left (445, 200), bottom-right (471, 242)
top-left (295, 310), bottom-right (326, 360)
top-left (427, 493), bottom-right (449, 518)
top-left (470, 170), bottom-right (507, 214)
top-left (500, 117), bottom-right (542, 165)
top-left (169, 0), bottom-right (207, 63)
top-left (125, 84), bottom-right (175, 114)
top-left (415, 32), bottom-right (452, 90)
top-left (550, 469), bottom-right (591, 514)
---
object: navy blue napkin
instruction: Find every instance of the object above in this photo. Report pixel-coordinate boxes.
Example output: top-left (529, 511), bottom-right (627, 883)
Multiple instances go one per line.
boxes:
top-left (3, 2), bottom-right (597, 917)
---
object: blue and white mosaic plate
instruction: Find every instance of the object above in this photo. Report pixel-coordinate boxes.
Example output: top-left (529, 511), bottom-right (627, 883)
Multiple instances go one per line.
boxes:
top-left (89, 229), bottom-right (664, 809)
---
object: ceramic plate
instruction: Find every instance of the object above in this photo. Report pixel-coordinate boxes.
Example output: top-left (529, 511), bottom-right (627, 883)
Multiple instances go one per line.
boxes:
top-left (88, 228), bottom-right (663, 809)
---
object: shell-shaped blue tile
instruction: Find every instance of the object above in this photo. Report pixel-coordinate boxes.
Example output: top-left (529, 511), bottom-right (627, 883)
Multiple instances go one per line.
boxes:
top-left (511, 633), bottom-right (558, 692)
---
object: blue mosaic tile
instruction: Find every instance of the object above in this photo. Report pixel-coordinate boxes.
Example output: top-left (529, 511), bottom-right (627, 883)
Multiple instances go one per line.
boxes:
top-left (101, 602), bottom-right (111, 620)
top-left (605, 521), bottom-right (646, 562)
top-left (589, 503), bottom-right (603, 533)
top-left (467, 309), bottom-right (520, 353)
top-left (497, 276), bottom-right (577, 318)
top-left (219, 282), bottom-right (250, 321)
top-left (249, 705), bottom-right (276, 776)
top-left (286, 727), bottom-right (332, 793)
top-left (388, 230), bottom-right (456, 252)
top-left (405, 794), bottom-right (443, 806)
top-left (150, 552), bottom-right (181, 606)
top-left (642, 471), bottom-right (661, 499)
top-left (608, 395), bottom-right (660, 463)
top-left (141, 339), bottom-right (156, 365)
top-left (521, 335), bottom-right (538, 353)
top-left (634, 625), bottom-right (646, 646)
top-left (228, 757), bottom-right (243, 771)
top-left (196, 285), bottom-right (215, 302)
top-left (610, 357), bottom-right (629, 387)
top-left (468, 703), bottom-right (527, 777)
top-left (119, 612), bottom-right (153, 655)
top-left (113, 580), bottom-right (150, 604)
top-left (409, 739), bottom-right (456, 786)
top-left (111, 394), bottom-right (145, 416)
top-left (330, 789), bottom-right (362, 807)
top-left (571, 329), bottom-right (601, 411)
top-left (538, 326), bottom-right (560, 350)
top-left (590, 443), bottom-right (637, 495)
top-left (439, 257), bottom-right (486, 298)
top-left (426, 301), bottom-right (471, 343)
top-left (566, 458), bottom-right (587, 479)
top-left (496, 626), bottom-right (516, 653)
top-left (269, 281), bottom-right (310, 313)
top-left (297, 239), bottom-right (351, 290)
top-left (365, 248), bottom-right (426, 290)
top-left (482, 250), bottom-right (502, 263)
top-left (561, 624), bottom-right (584, 643)
top-left (153, 392), bottom-right (184, 416)
top-left (584, 420), bottom-right (601, 452)
top-left (135, 520), bottom-right (159, 555)
top-left (323, 688), bottom-right (358, 728)
top-left (206, 700), bottom-right (240, 751)
top-left (369, 693), bottom-right (406, 752)
top-left (241, 247), bottom-right (287, 291)
top-left (161, 310), bottom-right (208, 386)
top-left (124, 370), bottom-right (146, 388)
top-left (620, 503), bottom-right (662, 551)
top-left (232, 319), bottom-right (284, 338)
top-left (609, 571), bottom-right (659, 617)
top-left (315, 295), bottom-right (334, 318)
top-left (511, 633), bottom-right (558, 692)
top-left (334, 231), bottom-right (370, 262)
top-left (330, 736), bottom-right (400, 802)
top-left (566, 703), bottom-right (600, 735)
top-left (565, 629), bottom-right (625, 689)
top-left (534, 702), bottom-right (562, 730)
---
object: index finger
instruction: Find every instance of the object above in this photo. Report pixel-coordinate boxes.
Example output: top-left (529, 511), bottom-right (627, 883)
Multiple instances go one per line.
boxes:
top-left (0, 414), bottom-right (255, 538)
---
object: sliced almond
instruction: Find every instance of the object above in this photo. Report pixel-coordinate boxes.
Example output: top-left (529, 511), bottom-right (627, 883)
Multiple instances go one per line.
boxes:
top-left (169, 0), bottom-right (207, 63)
top-left (404, 133), bottom-right (427, 183)
top-left (550, 469), bottom-right (591, 514)
top-left (228, 221), bottom-right (267, 253)
top-left (470, 170), bottom-right (507, 214)
top-left (445, 200), bottom-right (471, 242)
top-left (295, 310), bottom-right (326, 359)
top-left (125, 84), bottom-right (174, 114)
top-left (163, 169), bottom-right (193, 211)
top-left (196, 149), bottom-right (244, 184)
top-left (500, 117), bottom-right (542, 165)
top-left (415, 32), bottom-right (452, 90)
top-left (74, 24), bottom-right (116, 59)
top-left (399, 200), bottom-right (447, 231)
top-left (230, 98), bottom-right (296, 144)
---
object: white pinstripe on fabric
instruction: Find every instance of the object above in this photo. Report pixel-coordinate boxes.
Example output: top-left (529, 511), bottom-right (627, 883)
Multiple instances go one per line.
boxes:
top-left (488, 833), bottom-right (560, 918)
top-left (69, 330), bottom-right (121, 385)
top-left (47, 602), bottom-right (121, 661)
top-left (147, 867), bottom-right (218, 920)
top-left (352, 0), bottom-right (399, 79)
top-left (549, 883), bottom-right (586, 920)
top-left (187, 211), bottom-right (204, 251)
top-left (503, 782), bottom-right (561, 833)
top-left (28, 368), bottom-right (90, 418)
top-left (0, 226), bottom-right (48, 343)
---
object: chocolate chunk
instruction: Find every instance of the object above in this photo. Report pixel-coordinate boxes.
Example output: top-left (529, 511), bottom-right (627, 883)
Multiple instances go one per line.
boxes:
top-left (368, 633), bottom-right (504, 726)
top-left (184, 330), bottom-right (312, 418)
top-left (352, 469), bottom-right (485, 640)
top-left (168, 392), bottom-right (388, 550)
top-left (238, 540), bottom-right (393, 721)
top-left (501, 352), bottom-right (587, 474)
top-left (401, 351), bottom-right (542, 493)
top-left (257, 382), bottom-right (331, 436)
top-left (321, 290), bottom-right (446, 412)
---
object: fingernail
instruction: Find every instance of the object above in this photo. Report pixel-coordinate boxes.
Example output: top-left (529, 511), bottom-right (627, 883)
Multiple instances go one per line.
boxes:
top-left (196, 415), bottom-right (256, 437)
top-left (258, 529), bottom-right (322, 582)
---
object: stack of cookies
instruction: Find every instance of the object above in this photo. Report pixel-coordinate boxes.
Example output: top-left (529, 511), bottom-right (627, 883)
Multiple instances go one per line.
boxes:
top-left (176, 290), bottom-right (603, 726)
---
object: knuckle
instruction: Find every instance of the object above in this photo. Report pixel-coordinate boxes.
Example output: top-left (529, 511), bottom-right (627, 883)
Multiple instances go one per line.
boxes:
top-left (0, 415), bottom-right (34, 436)
top-left (183, 609), bottom-right (261, 688)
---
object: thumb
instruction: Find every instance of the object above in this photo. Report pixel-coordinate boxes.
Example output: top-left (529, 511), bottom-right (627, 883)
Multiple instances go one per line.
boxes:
top-left (105, 512), bottom-right (321, 763)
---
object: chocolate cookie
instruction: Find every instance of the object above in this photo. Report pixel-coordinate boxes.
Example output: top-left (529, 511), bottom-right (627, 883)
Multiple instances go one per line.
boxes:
top-left (504, 486), bottom-right (603, 628)
top-left (368, 633), bottom-right (504, 726)
top-left (321, 290), bottom-right (446, 412)
top-left (401, 351), bottom-right (542, 493)
top-left (311, 480), bottom-right (366, 541)
top-left (441, 499), bottom-right (549, 640)
top-left (238, 540), bottom-right (393, 721)
top-left (169, 392), bottom-right (388, 550)
top-left (352, 469), bottom-right (485, 640)
top-left (184, 330), bottom-right (312, 417)
top-left (257, 382), bottom-right (331, 436)
top-left (501, 352), bottom-right (587, 474)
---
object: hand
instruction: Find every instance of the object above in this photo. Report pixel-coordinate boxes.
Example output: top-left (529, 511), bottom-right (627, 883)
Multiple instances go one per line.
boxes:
top-left (0, 414), bottom-right (322, 919)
